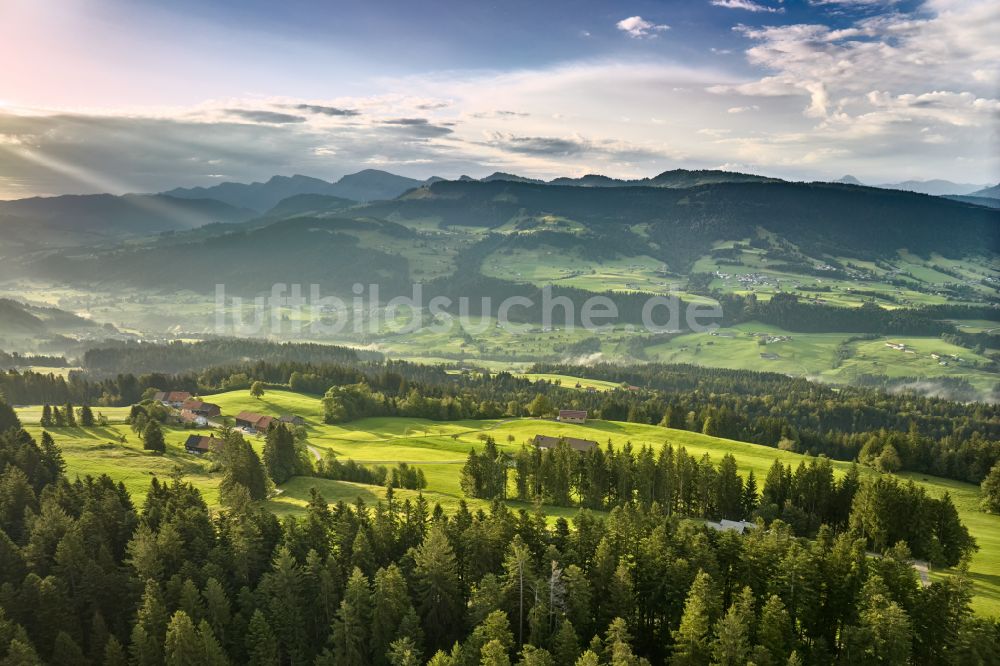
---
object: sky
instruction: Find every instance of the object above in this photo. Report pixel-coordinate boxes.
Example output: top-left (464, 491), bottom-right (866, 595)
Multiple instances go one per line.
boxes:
top-left (0, 0), bottom-right (997, 198)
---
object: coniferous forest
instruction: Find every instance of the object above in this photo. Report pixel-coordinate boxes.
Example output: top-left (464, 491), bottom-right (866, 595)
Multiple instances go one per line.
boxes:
top-left (1, 399), bottom-right (997, 666)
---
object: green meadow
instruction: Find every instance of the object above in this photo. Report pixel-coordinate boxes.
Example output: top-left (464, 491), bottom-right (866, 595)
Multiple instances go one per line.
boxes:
top-left (17, 388), bottom-right (1000, 615)
top-left (645, 322), bottom-right (998, 394)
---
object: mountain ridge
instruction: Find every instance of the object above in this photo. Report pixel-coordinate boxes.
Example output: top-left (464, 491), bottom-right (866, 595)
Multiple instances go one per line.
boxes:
top-left (163, 170), bottom-right (439, 211)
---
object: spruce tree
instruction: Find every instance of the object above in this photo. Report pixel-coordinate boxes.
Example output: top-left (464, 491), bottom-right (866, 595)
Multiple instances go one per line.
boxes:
top-left (202, 578), bottom-right (232, 649)
top-left (64, 402), bottom-right (76, 427)
top-left (742, 470), bottom-right (759, 518)
top-left (51, 631), bottom-right (87, 666)
top-left (164, 611), bottom-right (203, 665)
top-left (372, 564), bottom-right (420, 666)
top-left (129, 623), bottom-right (161, 666)
top-left (755, 594), bottom-right (793, 665)
top-left (245, 609), bottom-right (279, 666)
top-left (198, 620), bottom-right (229, 666)
top-left (143, 420), bottom-right (166, 454)
top-left (39, 431), bottom-right (65, 478)
top-left (412, 525), bottom-right (464, 651)
top-left (387, 637), bottom-right (422, 666)
top-left (263, 423), bottom-right (298, 484)
top-left (103, 636), bottom-right (128, 666)
top-left (710, 587), bottom-right (753, 666)
top-left (481, 639), bottom-right (512, 666)
top-left (261, 546), bottom-right (308, 664)
top-left (551, 619), bottom-right (580, 665)
top-left (671, 570), bottom-right (719, 666)
top-left (330, 568), bottom-right (372, 666)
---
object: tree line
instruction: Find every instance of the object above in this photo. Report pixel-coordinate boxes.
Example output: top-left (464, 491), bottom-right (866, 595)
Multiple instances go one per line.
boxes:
top-left (460, 438), bottom-right (975, 568)
top-left (2, 352), bottom-right (997, 486)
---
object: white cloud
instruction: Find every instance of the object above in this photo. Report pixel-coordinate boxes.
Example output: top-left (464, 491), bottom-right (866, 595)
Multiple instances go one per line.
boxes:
top-left (1, 1), bottom-right (997, 196)
top-left (616, 16), bottom-right (670, 39)
top-left (710, 0), bottom-right (784, 14)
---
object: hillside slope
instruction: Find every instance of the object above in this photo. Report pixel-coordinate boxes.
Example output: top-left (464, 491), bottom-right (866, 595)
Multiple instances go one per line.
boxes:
top-left (0, 193), bottom-right (255, 254)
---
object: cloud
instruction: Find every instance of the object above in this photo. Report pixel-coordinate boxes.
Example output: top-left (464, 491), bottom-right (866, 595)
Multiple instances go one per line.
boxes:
top-left (287, 104), bottom-right (360, 117)
top-left (710, 0), bottom-right (784, 13)
top-left (715, 0), bottom-right (999, 133)
top-left (481, 132), bottom-right (668, 161)
top-left (727, 105), bottom-right (760, 113)
top-left (379, 117), bottom-right (454, 138)
top-left (225, 109), bottom-right (307, 124)
top-left (470, 110), bottom-right (530, 119)
top-left (415, 101), bottom-right (452, 110)
top-left (616, 16), bottom-right (670, 39)
top-left (483, 133), bottom-right (587, 156)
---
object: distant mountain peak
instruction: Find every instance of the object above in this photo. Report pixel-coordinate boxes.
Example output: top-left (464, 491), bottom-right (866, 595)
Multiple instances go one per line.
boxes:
top-left (970, 183), bottom-right (1000, 199)
top-left (836, 175), bottom-right (863, 185)
top-left (480, 172), bottom-right (544, 184)
top-left (163, 170), bottom-right (442, 211)
top-left (876, 179), bottom-right (987, 196)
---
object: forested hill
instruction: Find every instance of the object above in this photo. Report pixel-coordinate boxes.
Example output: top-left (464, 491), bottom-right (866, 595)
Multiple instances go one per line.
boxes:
top-left (6, 177), bottom-right (998, 300)
top-left (0, 193), bottom-right (256, 254)
top-left (367, 179), bottom-right (999, 270)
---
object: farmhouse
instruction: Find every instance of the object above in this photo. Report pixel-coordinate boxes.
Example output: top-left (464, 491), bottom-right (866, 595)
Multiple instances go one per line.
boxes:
top-left (180, 399), bottom-right (221, 418)
top-left (154, 391), bottom-right (192, 407)
top-left (706, 519), bottom-right (757, 534)
top-left (235, 411), bottom-right (274, 433)
top-left (557, 409), bottom-right (588, 424)
top-left (533, 434), bottom-right (598, 453)
top-left (279, 414), bottom-right (305, 426)
top-left (178, 409), bottom-right (208, 426)
top-left (184, 435), bottom-right (222, 454)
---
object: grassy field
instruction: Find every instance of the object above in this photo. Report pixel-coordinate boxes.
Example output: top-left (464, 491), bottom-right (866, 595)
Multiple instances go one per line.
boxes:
top-left (644, 322), bottom-right (998, 394)
top-left (481, 246), bottom-right (675, 294)
top-left (692, 247), bottom-right (998, 309)
top-left (19, 422), bottom-right (230, 507)
top-left (13, 405), bottom-right (132, 423)
top-left (15, 389), bottom-right (1000, 615)
top-left (521, 373), bottom-right (622, 392)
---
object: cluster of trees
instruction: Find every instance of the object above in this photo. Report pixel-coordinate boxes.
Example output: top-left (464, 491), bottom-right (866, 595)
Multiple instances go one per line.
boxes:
top-left (1, 413), bottom-right (996, 664)
top-left (462, 439), bottom-right (975, 569)
top-left (262, 423), bottom-right (311, 485)
top-left (81, 338), bottom-right (364, 376)
top-left (716, 292), bottom-right (966, 337)
top-left (0, 351), bottom-right (68, 368)
top-left (980, 462), bottom-right (1000, 514)
top-left (316, 452), bottom-right (428, 491)
top-left (460, 437), bottom-right (510, 500)
top-left (847, 475), bottom-right (975, 567)
top-left (39, 402), bottom-right (97, 427)
top-left (531, 362), bottom-right (999, 484)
